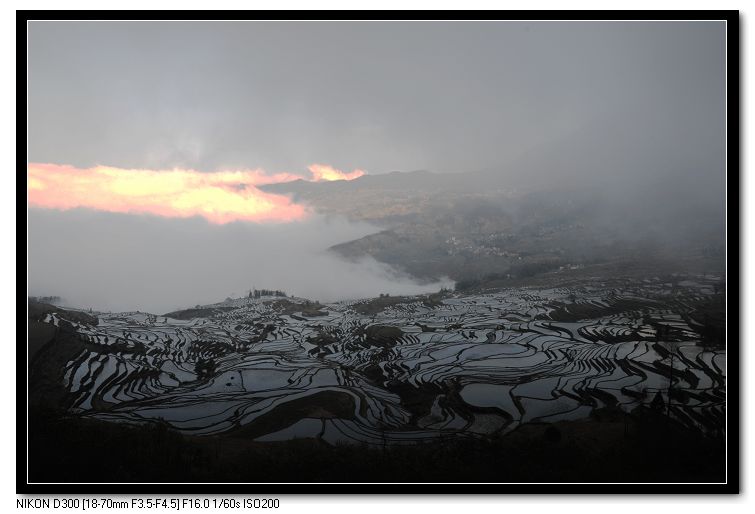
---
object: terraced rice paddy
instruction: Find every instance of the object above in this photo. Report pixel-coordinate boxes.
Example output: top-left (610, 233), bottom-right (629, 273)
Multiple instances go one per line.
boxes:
top-left (46, 275), bottom-right (726, 445)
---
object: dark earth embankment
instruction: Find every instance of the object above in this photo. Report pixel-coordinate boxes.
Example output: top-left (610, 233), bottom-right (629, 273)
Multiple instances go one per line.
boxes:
top-left (27, 405), bottom-right (725, 483)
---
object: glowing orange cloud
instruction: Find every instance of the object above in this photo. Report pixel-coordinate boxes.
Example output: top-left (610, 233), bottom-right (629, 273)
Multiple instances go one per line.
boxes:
top-left (308, 164), bottom-right (366, 182)
top-left (27, 163), bottom-right (308, 224)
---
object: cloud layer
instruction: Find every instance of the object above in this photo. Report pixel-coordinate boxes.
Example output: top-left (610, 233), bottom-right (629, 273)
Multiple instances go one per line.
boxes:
top-left (28, 208), bottom-right (451, 313)
top-left (308, 164), bottom-right (365, 182)
top-left (28, 163), bottom-right (365, 224)
top-left (28, 21), bottom-right (724, 177)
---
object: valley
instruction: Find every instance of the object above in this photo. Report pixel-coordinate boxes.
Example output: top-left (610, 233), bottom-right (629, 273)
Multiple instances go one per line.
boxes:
top-left (29, 271), bottom-right (726, 447)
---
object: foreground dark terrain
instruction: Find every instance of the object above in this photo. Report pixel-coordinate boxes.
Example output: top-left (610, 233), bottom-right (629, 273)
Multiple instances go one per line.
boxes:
top-left (29, 404), bottom-right (724, 483)
top-left (27, 259), bottom-right (726, 483)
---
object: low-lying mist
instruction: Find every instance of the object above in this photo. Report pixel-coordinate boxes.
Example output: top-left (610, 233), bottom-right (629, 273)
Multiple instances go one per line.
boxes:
top-left (27, 208), bottom-right (452, 314)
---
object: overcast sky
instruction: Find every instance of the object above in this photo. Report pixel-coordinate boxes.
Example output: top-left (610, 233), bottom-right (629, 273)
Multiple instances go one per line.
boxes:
top-left (29, 20), bottom-right (726, 177)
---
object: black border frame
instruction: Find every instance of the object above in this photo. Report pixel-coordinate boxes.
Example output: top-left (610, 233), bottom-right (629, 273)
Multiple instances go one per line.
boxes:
top-left (17, 9), bottom-right (740, 494)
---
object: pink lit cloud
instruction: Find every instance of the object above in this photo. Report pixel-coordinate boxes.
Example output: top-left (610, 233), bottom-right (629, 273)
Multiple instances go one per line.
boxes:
top-left (27, 163), bottom-right (310, 224)
top-left (308, 164), bottom-right (366, 182)
top-left (27, 162), bottom-right (367, 224)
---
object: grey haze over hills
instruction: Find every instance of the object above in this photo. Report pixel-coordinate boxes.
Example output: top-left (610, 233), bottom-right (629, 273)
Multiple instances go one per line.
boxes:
top-left (260, 159), bottom-right (725, 286)
top-left (27, 19), bottom-right (726, 311)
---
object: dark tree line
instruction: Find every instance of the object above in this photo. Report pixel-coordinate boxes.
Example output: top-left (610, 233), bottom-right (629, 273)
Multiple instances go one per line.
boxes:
top-left (249, 289), bottom-right (287, 299)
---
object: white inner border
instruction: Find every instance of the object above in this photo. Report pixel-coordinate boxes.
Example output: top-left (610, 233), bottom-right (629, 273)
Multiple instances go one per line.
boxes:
top-left (6, 3), bottom-right (747, 510)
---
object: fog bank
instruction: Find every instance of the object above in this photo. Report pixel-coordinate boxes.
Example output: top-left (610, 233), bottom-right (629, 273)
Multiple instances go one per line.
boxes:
top-left (28, 209), bottom-right (452, 313)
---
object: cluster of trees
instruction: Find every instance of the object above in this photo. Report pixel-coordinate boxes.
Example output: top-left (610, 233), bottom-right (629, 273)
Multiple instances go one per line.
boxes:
top-left (249, 289), bottom-right (287, 299)
top-left (455, 260), bottom-right (567, 291)
top-left (455, 272), bottom-right (509, 291)
top-left (701, 244), bottom-right (725, 258)
top-left (699, 313), bottom-right (726, 349)
top-left (29, 295), bottom-right (62, 305)
top-left (194, 357), bottom-right (217, 380)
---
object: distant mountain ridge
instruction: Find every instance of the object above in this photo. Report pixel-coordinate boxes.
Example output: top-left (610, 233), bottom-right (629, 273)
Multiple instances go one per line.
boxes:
top-left (261, 167), bottom-right (725, 285)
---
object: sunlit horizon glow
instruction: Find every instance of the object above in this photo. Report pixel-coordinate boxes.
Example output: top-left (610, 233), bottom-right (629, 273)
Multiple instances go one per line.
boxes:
top-left (27, 163), bottom-right (319, 224)
top-left (308, 164), bottom-right (366, 182)
top-left (28, 162), bottom-right (368, 223)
